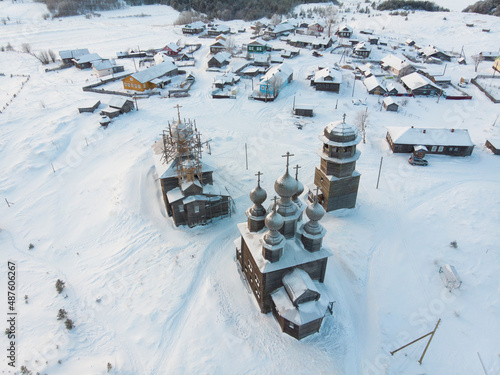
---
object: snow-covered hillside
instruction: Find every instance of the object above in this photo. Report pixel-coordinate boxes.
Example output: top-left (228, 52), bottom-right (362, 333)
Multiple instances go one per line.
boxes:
top-left (1, 2), bottom-right (499, 375)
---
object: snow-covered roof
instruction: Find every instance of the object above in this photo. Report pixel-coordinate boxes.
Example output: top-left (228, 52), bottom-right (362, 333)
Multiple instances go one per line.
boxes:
top-left (381, 54), bottom-right (411, 71)
top-left (130, 61), bottom-right (177, 84)
top-left (401, 72), bottom-right (440, 91)
top-left (387, 127), bottom-right (474, 147)
top-left (487, 139), bottom-right (500, 149)
top-left (92, 59), bottom-right (119, 70)
top-left (383, 97), bottom-right (396, 106)
top-left (288, 35), bottom-right (334, 46)
top-left (248, 38), bottom-right (268, 46)
top-left (270, 23), bottom-right (295, 34)
top-left (163, 42), bottom-right (181, 52)
top-left (336, 24), bottom-right (353, 33)
top-left (309, 21), bottom-right (326, 28)
top-left (260, 63), bottom-right (293, 84)
top-left (212, 51), bottom-right (231, 64)
top-left (420, 45), bottom-right (449, 58)
top-left (254, 53), bottom-right (270, 63)
top-left (363, 75), bottom-right (384, 92)
top-left (74, 53), bottom-right (102, 64)
top-left (154, 52), bottom-right (175, 65)
top-left (386, 81), bottom-right (407, 94)
top-left (313, 67), bottom-right (342, 84)
top-left (209, 24), bottom-right (230, 33)
top-left (185, 21), bottom-right (205, 29)
top-left (211, 39), bottom-right (227, 47)
top-left (354, 42), bottom-right (370, 52)
top-left (283, 268), bottom-right (319, 304)
top-left (59, 48), bottom-right (89, 59)
top-left (271, 281), bottom-right (329, 325)
top-left (109, 97), bottom-right (132, 109)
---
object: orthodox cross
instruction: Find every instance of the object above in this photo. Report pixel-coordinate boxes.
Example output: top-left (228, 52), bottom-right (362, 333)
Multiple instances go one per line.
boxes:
top-left (174, 104), bottom-right (182, 122)
top-left (342, 113), bottom-right (347, 123)
top-left (271, 195), bottom-right (279, 212)
top-left (294, 164), bottom-right (301, 180)
top-left (281, 152), bottom-right (294, 172)
top-left (255, 171), bottom-right (263, 186)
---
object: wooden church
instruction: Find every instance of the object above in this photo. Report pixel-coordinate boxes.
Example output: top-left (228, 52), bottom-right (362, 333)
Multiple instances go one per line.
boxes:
top-left (152, 106), bottom-right (232, 227)
top-left (235, 154), bottom-right (334, 340)
top-left (310, 115), bottom-right (362, 211)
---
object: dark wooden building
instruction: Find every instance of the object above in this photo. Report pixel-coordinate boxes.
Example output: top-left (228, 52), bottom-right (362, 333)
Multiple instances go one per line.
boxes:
top-left (383, 97), bottom-right (398, 112)
top-left (182, 21), bottom-right (205, 35)
top-left (311, 116), bottom-right (362, 211)
top-left (386, 127), bottom-right (475, 156)
top-left (485, 139), bottom-right (500, 155)
top-left (236, 162), bottom-right (333, 340)
top-left (310, 68), bottom-right (342, 93)
top-left (207, 52), bottom-right (231, 69)
top-left (153, 111), bottom-right (232, 227)
top-left (401, 72), bottom-right (443, 96)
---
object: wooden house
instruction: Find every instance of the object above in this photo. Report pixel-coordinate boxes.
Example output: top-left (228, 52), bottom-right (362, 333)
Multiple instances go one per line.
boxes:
top-left (419, 46), bottom-right (451, 61)
top-left (162, 42), bottom-right (182, 56)
top-left (287, 35), bottom-right (333, 49)
top-left (253, 53), bottom-right (271, 67)
top-left (405, 38), bottom-right (416, 46)
top-left (335, 24), bottom-right (353, 38)
top-left (210, 40), bottom-right (227, 54)
top-left (368, 36), bottom-right (379, 45)
top-left (207, 24), bottom-right (230, 36)
top-left (92, 59), bottom-right (124, 77)
top-left (485, 139), bottom-right (500, 155)
top-left (281, 49), bottom-right (300, 59)
top-left (353, 42), bottom-right (371, 58)
top-left (293, 105), bottom-right (313, 117)
top-left (122, 61), bottom-right (178, 92)
top-left (381, 54), bottom-right (415, 77)
top-left (256, 63), bottom-right (293, 100)
top-left (154, 52), bottom-right (175, 65)
top-left (73, 53), bottom-right (102, 69)
top-left (266, 22), bottom-right (295, 38)
top-left (479, 52), bottom-right (498, 61)
top-left (207, 52), bottom-right (231, 69)
top-left (308, 21), bottom-right (326, 33)
top-left (363, 76), bottom-right (386, 95)
top-left (386, 81), bottom-right (407, 96)
top-left (383, 97), bottom-right (398, 112)
top-left (59, 48), bottom-right (89, 64)
top-left (401, 72), bottom-right (443, 96)
top-left (247, 39), bottom-right (270, 54)
top-left (100, 97), bottom-right (134, 119)
top-left (182, 21), bottom-right (205, 35)
top-left (310, 67), bottom-right (342, 93)
top-left (386, 127), bottom-right (474, 156)
top-left (235, 162), bottom-right (333, 340)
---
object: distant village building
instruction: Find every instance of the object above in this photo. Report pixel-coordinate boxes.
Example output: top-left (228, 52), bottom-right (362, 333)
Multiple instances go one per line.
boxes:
top-left (386, 81), bottom-right (408, 96)
top-left (235, 156), bottom-right (334, 340)
top-left (363, 75), bottom-right (386, 95)
top-left (368, 36), bottom-right (379, 45)
top-left (59, 48), bottom-right (90, 64)
top-left (100, 97), bottom-right (135, 119)
top-left (266, 22), bottom-right (295, 38)
top-left (122, 61), bottom-right (178, 92)
top-left (381, 54), bottom-right (415, 77)
top-left (152, 108), bottom-right (232, 227)
top-left (401, 72), bottom-right (443, 96)
top-left (479, 52), bottom-right (498, 61)
top-left (312, 115), bottom-right (362, 211)
top-left (92, 60), bottom-right (124, 77)
top-left (308, 21), bottom-right (326, 33)
top-left (73, 53), bottom-right (102, 69)
top-left (383, 97), bottom-right (398, 112)
top-left (310, 67), bottom-right (342, 93)
top-left (210, 39), bottom-right (227, 54)
top-left (493, 56), bottom-right (500, 73)
top-left (207, 52), bottom-right (231, 69)
top-left (386, 127), bottom-right (474, 156)
top-left (485, 139), bottom-right (500, 155)
top-left (287, 35), bottom-right (334, 49)
top-left (78, 100), bottom-right (100, 114)
top-left (154, 52), bottom-right (175, 65)
top-left (207, 24), bottom-right (230, 36)
top-left (353, 42), bottom-right (371, 58)
top-left (182, 21), bottom-right (206, 35)
top-left (247, 39), bottom-right (270, 54)
top-left (162, 42), bottom-right (182, 56)
top-left (335, 24), bottom-right (353, 38)
top-left (418, 45), bottom-right (451, 61)
top-left (253, 63), bottom-right (293, 101)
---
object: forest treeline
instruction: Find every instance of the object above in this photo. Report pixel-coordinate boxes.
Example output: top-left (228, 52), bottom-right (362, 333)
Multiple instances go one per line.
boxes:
top-left (376, 0), bottom-right (449, 12)
top-left (35, 0), bottom-right (336, 20)
top-left (463, 0), bottom-right (500, 16)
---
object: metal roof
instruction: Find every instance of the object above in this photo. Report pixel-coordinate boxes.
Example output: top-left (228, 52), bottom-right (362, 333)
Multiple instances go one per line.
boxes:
top-left (387, 127), bottom-right (474, 147)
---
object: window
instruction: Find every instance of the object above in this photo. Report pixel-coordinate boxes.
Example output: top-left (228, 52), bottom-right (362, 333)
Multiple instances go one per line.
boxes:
top-left (178, 205), bottom-right (184, 212)
top-left (454, 147), bottom-right (459, 151)
top-left (247, 261), bottom-right (253, 273)
top-left (438, 146), bottom-right (444, 152)
top-left (449, 147), bottom-right (453, 151)
top-left (431, 146), bottom-right (437, 152)
top-left (194, 205), bottom-right (199, 213)
top-left (289, 322), bottom-right (295, 329)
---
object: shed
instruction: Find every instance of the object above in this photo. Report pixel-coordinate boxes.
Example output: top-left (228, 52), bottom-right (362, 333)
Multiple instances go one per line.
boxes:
top-left (383, 97), bottom-right (398, 112)
top-left (78, 100), bottom-right (101, 113)
top-left (363, 76), bottom-right (386, 95)
top-left (293, 104), bottom-right (313, 117)
top-left (439, 264), bottom-right (462, 290)
top-left (485, 139), bottom-right (500, 155)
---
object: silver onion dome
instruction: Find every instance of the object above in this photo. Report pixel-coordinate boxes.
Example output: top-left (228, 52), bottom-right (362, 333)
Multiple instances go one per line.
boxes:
top-left (274, 171), bottom-right (298, 198)
top-left (265, 210), bottom-right (284, 231)
top-left (306, 200), bottom-right (326, 222)
top-left (250, 185), bottom-right (267, 205)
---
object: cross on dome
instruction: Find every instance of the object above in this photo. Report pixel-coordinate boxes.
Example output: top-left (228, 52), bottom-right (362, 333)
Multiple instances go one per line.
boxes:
top-left (281, 152), bottom-right (295, 173)
top-left (294, 164), bottom-right (301, 180)
top-left (255, 171), bottom-right (263, 186)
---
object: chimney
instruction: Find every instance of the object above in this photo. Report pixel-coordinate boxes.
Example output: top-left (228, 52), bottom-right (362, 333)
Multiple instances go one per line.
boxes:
top-left (451, 129), bottom-right (455, 132)
top-left (423, 129), bottom-right (426, 134)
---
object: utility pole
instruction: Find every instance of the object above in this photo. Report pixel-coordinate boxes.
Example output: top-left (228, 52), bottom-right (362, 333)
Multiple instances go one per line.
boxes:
top-left (352, 73), bottom-right (356, 97)
top-left (245, 143), bottom-right (248, 170)
top-left (418, 319), bottom-right (441, 364)
top-left (376, 157), bottom-right (383, 189)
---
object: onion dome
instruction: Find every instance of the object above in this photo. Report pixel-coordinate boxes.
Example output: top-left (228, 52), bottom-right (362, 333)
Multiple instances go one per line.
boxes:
top-left (323, 120), bottom-right (359, 143)
top-left (306, 200), bottom-right (325, 222)
top-left (293, 179), bottom-right (304, 201)
top-left (274, 171), bottom-right (298, 198)
top-left (265, 210), bottom-right (284, 232)
top-left (250, 185), bottom-right (267, 205)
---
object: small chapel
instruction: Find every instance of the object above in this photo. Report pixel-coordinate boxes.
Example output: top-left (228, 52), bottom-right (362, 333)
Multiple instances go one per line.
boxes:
top-left (235, 153), bottom-right (334, 340)
top-left (152, 106), bottom-right (232, 227)
top-left (310, 114), bottom-right (362, 211)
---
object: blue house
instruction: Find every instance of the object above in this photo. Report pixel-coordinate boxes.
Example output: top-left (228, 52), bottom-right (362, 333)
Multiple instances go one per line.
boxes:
top-left (256, 64), bottom-right (293, 100)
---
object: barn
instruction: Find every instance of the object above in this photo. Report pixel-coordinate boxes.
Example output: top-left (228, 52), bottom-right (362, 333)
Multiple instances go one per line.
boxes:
top-left (386, 127), bottom-right (474, 156)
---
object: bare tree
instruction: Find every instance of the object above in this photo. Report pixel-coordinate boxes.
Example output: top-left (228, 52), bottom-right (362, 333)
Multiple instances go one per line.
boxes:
top-left (472, 53), bottom-right (483, 72)
top-left (225, 36), bottom-right (236, 55)
top-left (270, 13), bottom-right (281, 26)
top-left (355, 108), bottom-right (369, 143)
top-left (35, 50), bottom-right (51, 64)
top-left (253, 21), bottom-right (264, 36)
top-left (21, 43), bottom-right (32, 54)
top-left (325, 5), bottom-right (338, 38)
top-left (48, 49), bottom-right (56, 62)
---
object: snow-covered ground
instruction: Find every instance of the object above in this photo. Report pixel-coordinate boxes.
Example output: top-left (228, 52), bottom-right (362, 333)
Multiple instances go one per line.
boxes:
top-left (1, 1), bottom-right (500, 375)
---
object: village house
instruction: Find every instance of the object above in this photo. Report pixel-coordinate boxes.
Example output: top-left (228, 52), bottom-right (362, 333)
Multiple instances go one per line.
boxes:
top-left (182, 21), bottom-right (206, 35)
top-left (253, 53), bottom-right (271, 67)
top-left (122, 61), bottom-right (178, 92)
top-left (353, 42), bottom-right (371, 58)
top-left (386, 127), bottom-right (474, 156)
top-left (368, 36), bottom-right (379, 45)
top-left (386, 81), bottom-right (407, 96)
top-left (154, 52), bottom-right (175, 65)
top-left (479, 52), bottom-right (498, 61)
top-left (92, 59), bottom-right (124, 77)
top-left (255, 63), bottom-right (293, 101)
top-left (381, 54), bottom-right (415, 76)
top-left (383, 97), bottom-right (398, 112)
top-left (213, 72), bottom-right (240, 89)
top-left (418, 45), bottom-right (451, 62)
top-left (73, 53), bottom-right (102, 69)
top-left (401, 72), bottom-right (443, 96)
top-left (207, 24), bottom-right (230, 37)
top-left (308, 21), bottom-right (326, 34)
top-left (207, 52), bottom-right (231, 69)
top-left (494, 56), bottom-right (500, 72)
top-left (335, 24), bottom-right (353, 38)
top-left (247, 39), bottom-right (270, 54)
top-left (210, 39), bottom-right (227, 54)
top-left (59, 48), bottom-right (89, 64)
top-left (287, 35), bottom-right (334, 49)
top-left (266, 22), bottom-right (295, 38)
top-left (310, 67), bottom-right (342, 93)
top-left (363, 75), bottom-right (386, 95)
top-left (281, 49), bottom-right (300, 59)
top-left (235, 157), bottom-right (334, 340)
top-left (162, 42), bottom-right (182, 56)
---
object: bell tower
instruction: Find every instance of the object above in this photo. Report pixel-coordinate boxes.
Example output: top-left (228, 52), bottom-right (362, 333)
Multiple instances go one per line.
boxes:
top-left (312, 114), bottom-right (361, 211)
